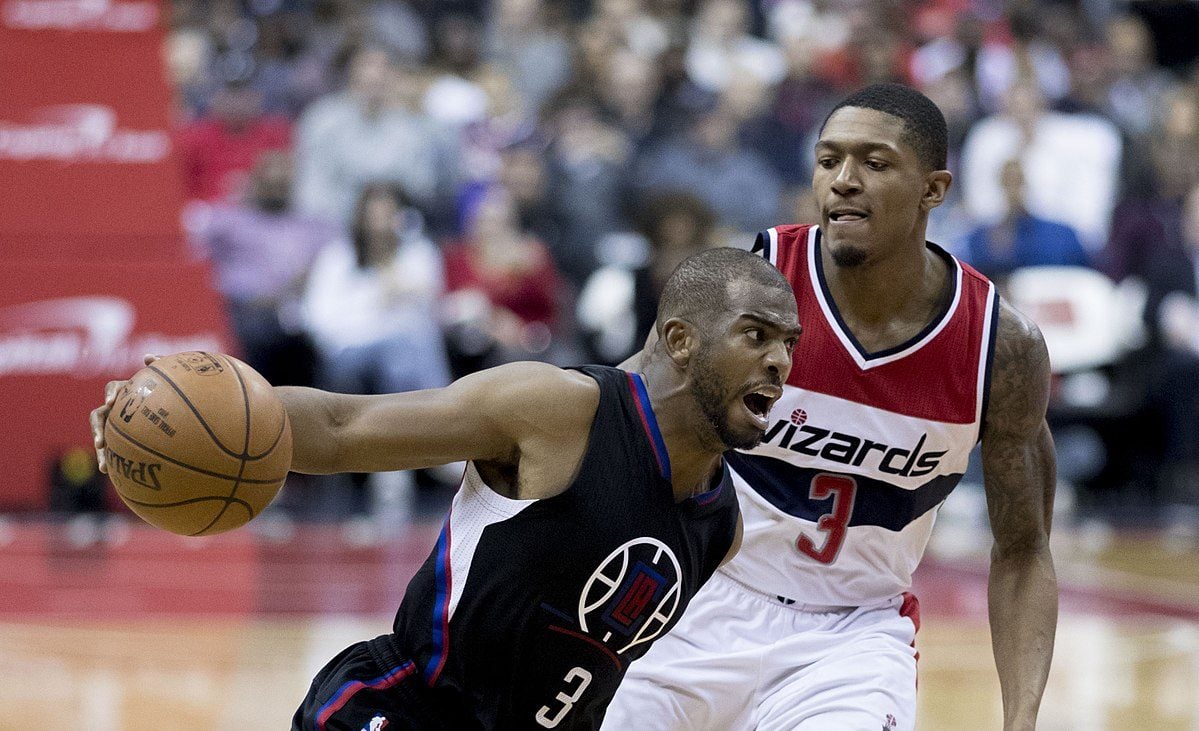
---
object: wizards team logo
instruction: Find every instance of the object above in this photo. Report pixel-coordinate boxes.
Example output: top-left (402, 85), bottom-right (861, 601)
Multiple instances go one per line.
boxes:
top-left (578, 537), bottom-right (682, 654)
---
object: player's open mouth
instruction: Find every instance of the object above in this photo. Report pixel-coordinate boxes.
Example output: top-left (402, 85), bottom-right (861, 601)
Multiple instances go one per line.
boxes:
top-left (741, 387), bottom-right (781, 429)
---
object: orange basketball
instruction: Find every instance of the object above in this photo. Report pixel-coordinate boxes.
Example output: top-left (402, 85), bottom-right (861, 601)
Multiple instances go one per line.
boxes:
top-left (102, 351), bottom-right (292, 536)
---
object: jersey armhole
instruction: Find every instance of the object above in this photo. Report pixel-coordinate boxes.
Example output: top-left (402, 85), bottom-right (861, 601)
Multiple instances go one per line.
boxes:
top-left (751, 230), bottom-right (772, 261)
top-left (976, 287), bottom-right (1002, 443)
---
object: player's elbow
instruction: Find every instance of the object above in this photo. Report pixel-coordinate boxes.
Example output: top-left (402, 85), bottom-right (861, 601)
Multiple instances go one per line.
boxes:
top-left (990, 530), bottom-right (1051, 563)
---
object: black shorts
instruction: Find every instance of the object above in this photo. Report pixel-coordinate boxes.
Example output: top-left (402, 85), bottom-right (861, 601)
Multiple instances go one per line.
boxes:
top-left (292, 634), bottom-right (448, 731)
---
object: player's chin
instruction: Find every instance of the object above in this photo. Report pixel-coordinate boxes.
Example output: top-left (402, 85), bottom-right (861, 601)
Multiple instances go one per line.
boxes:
top-left (721, 428), bottom-right (764, 452)
top-left (720, 412), bottom-right (766, 451)
top-left (828, 240), bottom-right (870, 268)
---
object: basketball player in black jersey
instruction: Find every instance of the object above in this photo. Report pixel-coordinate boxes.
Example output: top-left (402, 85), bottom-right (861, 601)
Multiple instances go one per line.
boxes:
top-left (89, 247), bottom-right (801, 730)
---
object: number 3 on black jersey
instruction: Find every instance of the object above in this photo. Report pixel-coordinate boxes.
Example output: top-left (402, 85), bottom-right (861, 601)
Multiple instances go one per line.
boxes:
top-left (535, 667), bottom-right (593, 728)
top-left (796, 474), bottom-right (858, 564)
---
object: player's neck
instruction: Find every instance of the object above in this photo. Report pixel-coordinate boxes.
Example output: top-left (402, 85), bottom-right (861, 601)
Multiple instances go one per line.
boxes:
top-left (820, 236), bottom-right (944, 328)
top-left (638, 366), bottom-right (725, 502)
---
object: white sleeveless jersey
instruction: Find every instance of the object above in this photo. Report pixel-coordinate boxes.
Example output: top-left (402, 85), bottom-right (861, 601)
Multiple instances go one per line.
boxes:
top-left (723, 224), bottom-right (999, 606)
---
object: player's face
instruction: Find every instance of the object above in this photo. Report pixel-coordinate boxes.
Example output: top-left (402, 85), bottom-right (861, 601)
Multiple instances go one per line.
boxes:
top-left (813, 107), bottom-right (934, 266)
top-left (689, 282), bottom-right (799, 450)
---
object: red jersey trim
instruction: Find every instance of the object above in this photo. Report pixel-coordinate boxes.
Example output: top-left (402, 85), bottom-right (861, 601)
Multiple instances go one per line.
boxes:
top-left (807, 226), bottom-right (963, 370)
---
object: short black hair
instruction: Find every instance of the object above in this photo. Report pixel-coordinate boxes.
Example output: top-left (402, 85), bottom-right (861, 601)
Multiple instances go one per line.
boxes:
top-left (821, 83), bottom-right (948, 171)
top-left (656, 247), bottom-right (792, 331)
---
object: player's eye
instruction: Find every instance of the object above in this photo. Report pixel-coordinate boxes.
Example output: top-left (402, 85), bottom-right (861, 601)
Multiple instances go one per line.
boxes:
top-left (866, 159), bottom-right (888, 170)
top-left (817, 157), bottom-right (837, 169)
top-left (745, 328), bottom-right (764, 341)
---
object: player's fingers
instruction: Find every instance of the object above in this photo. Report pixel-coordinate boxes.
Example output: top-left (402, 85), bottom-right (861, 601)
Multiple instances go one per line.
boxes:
top-left (143, 353), bottom-right (161, 366)
top-left (104, 379), bottom-right (122, 407)
top-left (90, 404), bottom-right (109, 473)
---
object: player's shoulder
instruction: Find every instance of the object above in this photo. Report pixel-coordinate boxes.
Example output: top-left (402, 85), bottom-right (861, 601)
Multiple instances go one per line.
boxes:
top-left (472, 362), bottom-right (601, 428)
top-left (984, 299), bottom-right (1051, 435)
top-left (478, 361), bottom-right (599, 399)
top-left (993, 298), bottom-right (1047, 362)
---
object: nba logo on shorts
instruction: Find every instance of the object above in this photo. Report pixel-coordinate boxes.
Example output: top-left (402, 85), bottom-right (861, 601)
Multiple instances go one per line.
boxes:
top-left (578, 537), bottom-right (683, 654)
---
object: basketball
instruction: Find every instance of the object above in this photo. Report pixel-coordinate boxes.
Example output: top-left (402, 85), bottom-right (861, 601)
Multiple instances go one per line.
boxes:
top-left (102, 352), bottom-right (292, 536)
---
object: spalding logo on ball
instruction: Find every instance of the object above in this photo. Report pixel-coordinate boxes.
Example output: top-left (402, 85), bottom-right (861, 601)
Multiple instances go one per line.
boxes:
top-left (103, 351), bottom-right (292, 536)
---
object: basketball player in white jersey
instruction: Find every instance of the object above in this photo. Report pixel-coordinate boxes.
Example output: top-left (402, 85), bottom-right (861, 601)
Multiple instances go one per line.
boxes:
top-left (605, 84), bottom-right (1057, 730)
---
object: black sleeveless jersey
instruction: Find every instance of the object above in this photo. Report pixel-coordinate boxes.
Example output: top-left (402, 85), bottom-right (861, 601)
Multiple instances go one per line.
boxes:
top-left (390, 365), bottom-right (740, 729)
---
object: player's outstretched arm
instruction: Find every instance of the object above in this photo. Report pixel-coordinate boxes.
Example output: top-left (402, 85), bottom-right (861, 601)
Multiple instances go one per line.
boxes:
top-left (277, 362), bottom-right (598, 477)
top-left (980, 301), bottom-right (1058, 731)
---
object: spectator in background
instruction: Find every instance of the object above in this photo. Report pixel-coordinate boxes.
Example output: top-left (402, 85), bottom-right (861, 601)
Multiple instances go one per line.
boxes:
top-left (974, 8), bottom-right (1072, 113)
top-left (1104, 87), bottom-right (1198, 286)
top-left (685, 0), bottom-right (786, 94)
top-left (442, 186), bottom-right (565, 373)
top-left (766, 0), bottom-right (851, 59)
top-left (425, 13), bottom-right (535, 205)
top-left (1103, 14), bottom-right (1178, 144)
top-left (766, 36), bottom-right (839, 186)
top-left (422, 13), bottom-right (505, 130)
top-left (176, 80), bottom-right (292, 202)
top-left (485, 0), bottom-right (574, 113)
top-left (634, 101), bottom-right (783, 237)
top-left (497, 140), bottom-right (566, 263)
top-left (186, 150), bottom-right (332, 388)
top-left (301, 183), bottom-right (453, 527)
top-left (599, 47), bottom-right (666, 150)
top-left (960, 78), bottom-right (1121, 251)
top-left (1150, 87), bottom-right (1199, 202)
top-left (963, 159), bottom-right (1090, 280)
top-left (1144, 184), bottom-right (1199, 504)
top-left (632, 192), bottom-right (719, 350)
top-left (252, 12), bottom-right (343, 117)
top-left (542, 94), bottom-right (632, 285)
top-left (294, 45), bottom-right (458, 229)
top-left (578, 192), bottom-right (719, 365)
top-left (302, 183), bottom-right (451, 398)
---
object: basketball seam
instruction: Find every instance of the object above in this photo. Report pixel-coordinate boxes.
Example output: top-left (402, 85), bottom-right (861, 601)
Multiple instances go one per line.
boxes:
top-left (145, 361), bottom-right (286, 461)
top-left (148, 362), bottom-right (245, 460)
top-left (120, 493), bottom-right (256, 514)
top-left (254, 410), bottom-right (289, 460)
top-left (107, 421), bottom-right (285, 484)
top-left (194, 355), bottom-right (253, 536)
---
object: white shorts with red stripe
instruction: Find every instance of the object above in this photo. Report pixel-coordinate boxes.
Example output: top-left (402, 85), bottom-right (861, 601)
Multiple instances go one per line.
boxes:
top-left (602, 570), bottom-right (920, 731)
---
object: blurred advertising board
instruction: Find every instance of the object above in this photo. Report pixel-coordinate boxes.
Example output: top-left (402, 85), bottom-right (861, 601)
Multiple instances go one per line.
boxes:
top-left (0, 0), bottom-right (235, 508)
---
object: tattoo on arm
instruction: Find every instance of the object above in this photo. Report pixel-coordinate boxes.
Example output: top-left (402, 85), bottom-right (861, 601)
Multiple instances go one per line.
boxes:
top-left (981, 301), bottom-right (1056, 551)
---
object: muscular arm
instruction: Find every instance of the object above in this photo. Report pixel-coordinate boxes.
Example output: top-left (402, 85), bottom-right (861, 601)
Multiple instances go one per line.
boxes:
top-left (92, 357), bottom-right (597, 501)
top-left (981, 302), bottom-right (1058, 730)
top-left (278, 362), bottom-right (597, 482)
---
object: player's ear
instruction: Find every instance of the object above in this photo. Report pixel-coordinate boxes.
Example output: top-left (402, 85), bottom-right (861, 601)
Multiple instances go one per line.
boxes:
top-left (660, 317), bottom-right (695, 367)
top-left (921, 169), bottom-right (952, 212)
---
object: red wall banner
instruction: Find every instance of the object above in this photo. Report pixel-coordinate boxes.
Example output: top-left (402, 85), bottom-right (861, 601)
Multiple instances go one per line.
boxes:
top-left (0, 261), bottom-right (234, 508)
top-left (0, 0), bottom-right (236, 509)
top-left (0, 0), bottom-right (186, 263)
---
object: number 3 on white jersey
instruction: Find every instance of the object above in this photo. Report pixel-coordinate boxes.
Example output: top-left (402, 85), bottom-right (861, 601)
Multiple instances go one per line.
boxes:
top-left (535, 667), bottom-right (593, 728)
top-left (796, 474), bottom-right (858, 564)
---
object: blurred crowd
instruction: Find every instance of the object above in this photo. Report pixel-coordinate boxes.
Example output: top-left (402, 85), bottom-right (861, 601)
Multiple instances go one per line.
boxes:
top-left (161, 0), bottom-right (1199, 528)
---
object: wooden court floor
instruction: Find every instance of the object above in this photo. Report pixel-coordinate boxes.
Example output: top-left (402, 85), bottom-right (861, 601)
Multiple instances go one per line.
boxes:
top-left (1, 519), bottom-right (1196, 730)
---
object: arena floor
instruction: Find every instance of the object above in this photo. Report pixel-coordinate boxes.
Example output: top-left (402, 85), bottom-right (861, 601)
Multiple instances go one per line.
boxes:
top-left (1, 506), bottom-right (1196, 730)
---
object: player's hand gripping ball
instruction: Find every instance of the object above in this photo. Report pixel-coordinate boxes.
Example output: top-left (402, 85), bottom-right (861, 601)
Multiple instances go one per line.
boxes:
top-left (102, 352), bottom-right (292, 536)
